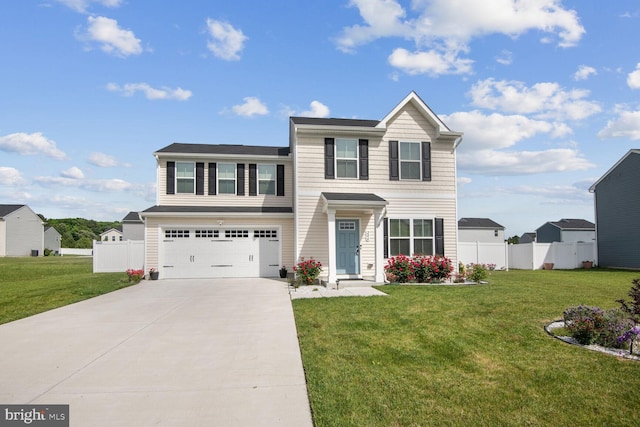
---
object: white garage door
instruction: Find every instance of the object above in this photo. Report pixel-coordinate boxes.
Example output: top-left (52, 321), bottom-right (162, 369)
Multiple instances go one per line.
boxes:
top-left (161, 228), bottom-right (280, 279)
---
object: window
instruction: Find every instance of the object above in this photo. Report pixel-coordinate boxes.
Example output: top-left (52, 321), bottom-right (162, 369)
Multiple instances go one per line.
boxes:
top-left (103, 236), bottom-right (108, 241)
top-left (254, 229), bottom-right (277, 238)
top-left (176, 162), bottom-right (195, 193)
top-left (389, 218), bottom-right (434, 256)
top-left (165, 229), bottom-right (190, 238)
top-left (336, 138), bottom-right (358, 178)
top-left (225, 229), bottom-right (249, 238)
top-left (111, 236), bottom-right (116, 241)
top-left (258, 165), bottom-right (276, 195)
top-left (195, 230), bottom-right (219, 238)
top-left (218, 163), bottom-right (236, 194)
top-left (119, 236), bottom-right (123, 241)
top-left (400, 142), bottom-right (421, 180)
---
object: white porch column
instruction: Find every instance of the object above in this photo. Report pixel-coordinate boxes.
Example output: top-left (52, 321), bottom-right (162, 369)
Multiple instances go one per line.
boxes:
top-left (327, 209), bottom-right (337, 285)
top-left (374, 209), bottom-right (385, 282)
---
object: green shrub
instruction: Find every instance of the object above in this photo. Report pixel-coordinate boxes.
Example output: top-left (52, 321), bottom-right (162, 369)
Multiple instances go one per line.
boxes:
top-left (466, 263), bottom-right (489, 283)
top-left (563, 305), bottom-right (605, 345)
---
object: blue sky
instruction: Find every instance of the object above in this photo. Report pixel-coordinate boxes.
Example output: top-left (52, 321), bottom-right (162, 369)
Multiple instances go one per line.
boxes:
top-left (1, 1), bottom-right (639, 237)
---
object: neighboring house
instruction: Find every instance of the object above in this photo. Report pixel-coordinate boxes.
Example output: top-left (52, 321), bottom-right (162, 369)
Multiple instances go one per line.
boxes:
top-left (44, 226), bottom-right (61, 255)
top-left (535, 219), bottom-right (595, 243)
top-left (589, 149), bottom-right (640, 269)
top-left (122, 211), bottom-right (144, 240)
top-left (0, 204), bottom-right (44, 257)
top-left (100, 227), bottom-right (123, 242)
top-left (458, 218), bottom-right (505, 243)
top-left (519, 232), bottom-right (536, 244)
top-left (141, 92), bottom-right (463, 283)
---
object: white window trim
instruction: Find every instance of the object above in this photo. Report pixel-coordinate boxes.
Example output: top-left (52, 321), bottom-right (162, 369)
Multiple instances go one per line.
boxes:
top-left (176, 161), bottom-right (196, 194)
top-left (399, 141), bottom-right (421, 181)
top-left (388, 217), bottom-right (434, 256)
top-left (217, 163), bottom-right (237, 195)
top-left (335, 138), bottom-right (359, 180)
top-left (258, 164), bottom-right (277, 195)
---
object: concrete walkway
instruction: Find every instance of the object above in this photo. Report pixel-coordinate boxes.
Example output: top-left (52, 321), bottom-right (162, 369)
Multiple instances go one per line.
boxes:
top-left (0, 278), bottom-right (313, 426)
top-left (289, 285), bottom-right (388, 300)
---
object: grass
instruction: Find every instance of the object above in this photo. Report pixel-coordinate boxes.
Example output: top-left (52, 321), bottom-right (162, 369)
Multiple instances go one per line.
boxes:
top-left (293, 269), bottom-right (640, 426)
top-left (0, 256), bottom-right (135, 324)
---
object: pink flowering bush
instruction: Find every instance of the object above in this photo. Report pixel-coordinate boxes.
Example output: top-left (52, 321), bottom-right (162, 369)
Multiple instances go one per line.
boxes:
top-left (385, 254), bottom-right (453, 283)
top-left (126, 269), bottom-right (144, 283)
top-left (294, 258), bottom-right (322, 286)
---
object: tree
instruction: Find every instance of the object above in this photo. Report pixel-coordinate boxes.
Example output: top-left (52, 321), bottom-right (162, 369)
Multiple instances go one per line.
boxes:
top-left (506, 235), bottom-right (520, 244)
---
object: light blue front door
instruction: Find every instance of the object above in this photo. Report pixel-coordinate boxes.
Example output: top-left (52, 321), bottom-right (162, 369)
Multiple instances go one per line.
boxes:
top-left (336, 220), bottom-right (360, 275)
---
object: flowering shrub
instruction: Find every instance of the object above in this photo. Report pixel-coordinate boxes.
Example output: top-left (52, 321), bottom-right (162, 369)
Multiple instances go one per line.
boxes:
top-left (294, 258), bottom-right (322, 286)
top-left (385, 255), bottom-right (453, 283)
top-left (465, 263), bottom-right (490, 283)
top-left (563, 305), bottom-right (605, 345)
top-left (126, 269), bottom-right (144, 283)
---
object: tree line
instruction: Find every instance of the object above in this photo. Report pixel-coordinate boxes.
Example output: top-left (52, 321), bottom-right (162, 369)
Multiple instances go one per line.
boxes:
top-left (41, 216), bottom-right (122, 248)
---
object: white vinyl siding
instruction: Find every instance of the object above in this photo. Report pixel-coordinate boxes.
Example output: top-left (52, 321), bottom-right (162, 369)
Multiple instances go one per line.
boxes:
top-left (2, 206), bottom-right (44, 257)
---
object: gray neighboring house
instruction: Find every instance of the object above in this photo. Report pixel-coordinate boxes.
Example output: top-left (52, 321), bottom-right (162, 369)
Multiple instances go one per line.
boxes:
top-left (122, 211), bottom-right (144, 240)
top-left (44, 226), bottom-right (61, 255)
top-left (458, 218), bottom-right (505, 243)
top-left (0, 204), bottom-right (44, 257)
top-left (519, 232), bottom-right (536, 244)
top-left (535, 219), bottom-right (595, 243)
top-left (589, 149), bottom-right (640, 269)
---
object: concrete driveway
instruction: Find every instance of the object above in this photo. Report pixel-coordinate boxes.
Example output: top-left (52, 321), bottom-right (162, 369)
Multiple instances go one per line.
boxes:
top-left (0, 278), bottom-right (313, 426)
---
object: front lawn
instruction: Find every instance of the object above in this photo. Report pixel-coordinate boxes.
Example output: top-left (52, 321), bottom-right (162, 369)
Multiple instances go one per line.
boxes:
top-left (0, 256), bottom-right (134, 324)
top-left (293, 269), bottom-right (640, 426)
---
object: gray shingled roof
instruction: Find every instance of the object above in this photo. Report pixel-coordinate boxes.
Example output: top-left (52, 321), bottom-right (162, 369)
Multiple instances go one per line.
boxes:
top-left (290, 117), bottom-right (380, 127)
top-left (122, 211), bottom-right (142, 223)
top-left (142, 205), bottom-right (293, 214)
top-left (321, 192), bottom-right (387, 203)
top-left (458, 217), bottom-right (505, 229)
top-left (549, 218), bottom-right (595, 230)
top-left (0, 204), bottom-right (25, 217)
top-left (156, 143), bottom-right (290, 157)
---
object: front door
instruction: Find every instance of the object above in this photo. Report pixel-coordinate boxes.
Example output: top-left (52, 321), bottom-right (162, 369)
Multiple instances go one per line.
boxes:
top-left (336, 220), bottom-right (360, 275)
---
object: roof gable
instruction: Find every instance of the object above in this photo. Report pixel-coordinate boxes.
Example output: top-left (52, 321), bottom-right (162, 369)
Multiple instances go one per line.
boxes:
top-left (122, 211), bottom-right (142, 223)
top-left (589, 149), bottom-right (640, 192)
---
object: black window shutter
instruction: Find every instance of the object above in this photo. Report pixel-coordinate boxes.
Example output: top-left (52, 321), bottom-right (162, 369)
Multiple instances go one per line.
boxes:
top-left (389, 141), bottom-right (399, 181)
top-left (166, 161), bottom-right (175, 194)
top-left (196, 162), bottom-right (204, 195)
top-left (435, 218), bottom-right (444, 256)
top-left (249, 163), bottom-right (257, 196)
top-left (325, 138), bottom-right (335, 179)
top-left (277, 164), bottom-right (285, 196)
top-left (383, 218), bottom-right (389, 259)
top-left (422, 141), bottom-right (432, 181)
top-left (237, 163), bottom-right (245, 196)
top-left (208, 163), bottom-right (216, 195)
top-left (359, 139), bottom-right (369, 180)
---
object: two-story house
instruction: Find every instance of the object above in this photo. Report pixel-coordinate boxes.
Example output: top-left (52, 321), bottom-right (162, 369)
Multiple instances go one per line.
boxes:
top-left (141, 92), bottom-right (463, 284)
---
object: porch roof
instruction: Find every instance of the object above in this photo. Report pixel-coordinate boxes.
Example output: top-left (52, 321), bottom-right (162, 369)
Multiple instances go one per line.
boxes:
top-left (321, 192), bottom-right (388, 212)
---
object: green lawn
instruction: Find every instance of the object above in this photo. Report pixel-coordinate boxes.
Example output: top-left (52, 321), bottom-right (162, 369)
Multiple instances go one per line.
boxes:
top-left (0, 256), bottom-right (135, 324)
top-left (293, 269), bottom-right (640, 426)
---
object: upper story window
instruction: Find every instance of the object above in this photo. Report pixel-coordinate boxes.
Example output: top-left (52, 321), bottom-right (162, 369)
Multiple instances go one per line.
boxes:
top-left (218, 163), bottom-right (236, 194)
top-left (335, 138), bottom-right (358, 179)
top-left (176, 162), bottom-right (195, 193)
top-left (258, 164), bottom-right (276, 195)
top-left (400, 142), bottom-right (421, 180)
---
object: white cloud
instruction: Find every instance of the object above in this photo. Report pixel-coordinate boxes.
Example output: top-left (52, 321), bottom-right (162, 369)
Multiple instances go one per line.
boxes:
top-left (88, 152), bottom-right (119, 167)
top-left (79, 16), bottom-right (142, 57)
top-left (627, 63), bottom-right (640, 89)
top-left (336, 0), bottom-right (584, 75)
top-left (499, 182), bottom-right (593, 203)
top-left (496, 50), bottom-right (512, 65)
top-left (457, 176), bottom-right (472, 185)
top-left (469, 78), bottom-right (601, 120)
top-left (299, 101), bottom-right (330, 118)
top-left (54, 0), bottom-right (123, 13)
top-left (388, 48), bottom-right (473, 76)
top-left (106, 82), bottom-right (192, 100)
top-left (230, 97), bottom-right (269, 117)
top-left (206, 19), bottom-right (248, 61)
top-left (34, 176), bottom-right (136, 192)
top-left (574, 65), bottom-right (597, 81)
top-left (0, 167), bottom-right (24, 186)
top-left (61, 166), bottom-right (85, 179)
top-left (597, 108), bottom-right (640, 140)
top-left (0, 132), bottom-right (67, 160)
top-left (444, 110), bottom-right (563, 150)
top-left (458, 148), bottom-right (593, 175)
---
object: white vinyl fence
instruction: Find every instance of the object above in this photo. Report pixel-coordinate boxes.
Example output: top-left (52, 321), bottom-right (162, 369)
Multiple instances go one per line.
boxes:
top-left (458, 242), bottom-right (509, 270)
top-left (92, 240), bottom-right (144, 273)
top-left (60, 248), bottom-right (93, 256)
top-left (508, 242), bottom-right (595, 270)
